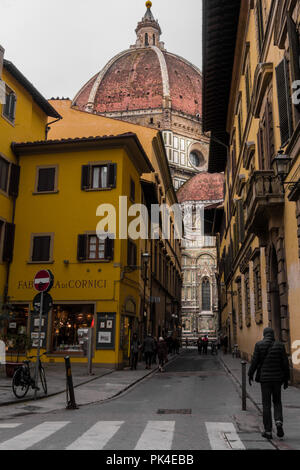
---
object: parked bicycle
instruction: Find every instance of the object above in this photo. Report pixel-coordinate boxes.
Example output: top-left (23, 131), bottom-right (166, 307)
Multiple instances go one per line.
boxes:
top-left (12, 352), bottom-right (47, 399)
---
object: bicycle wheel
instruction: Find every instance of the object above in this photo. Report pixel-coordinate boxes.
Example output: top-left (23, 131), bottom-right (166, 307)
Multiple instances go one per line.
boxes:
top-left (39, 365), bottom-right (47, 395)
top-left (12, 367), bottom-right (30, 399)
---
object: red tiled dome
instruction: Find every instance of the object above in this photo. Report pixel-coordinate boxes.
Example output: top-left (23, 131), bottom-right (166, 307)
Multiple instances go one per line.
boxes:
top-left (73, 48), bottom-right (202, 117)
top-left (177, 173), bottom-right (224, 203)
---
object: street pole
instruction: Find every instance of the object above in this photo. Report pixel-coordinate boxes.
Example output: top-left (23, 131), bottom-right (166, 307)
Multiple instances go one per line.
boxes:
top-left (87, 328), bottom-right (93, 375)
top-left (34, 291), bottom-right (43, 400)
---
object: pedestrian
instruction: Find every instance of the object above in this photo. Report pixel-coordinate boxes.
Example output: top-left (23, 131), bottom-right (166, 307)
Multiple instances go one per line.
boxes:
top-left (248, 327), bottom-right (290, 440)
top-left (152, 337), bottom-right (158, 365)
top-left (174, 337), bottom-right (180, 355)
top-left (142, 333), bottom-right (155, 370)
top-left (185, 337), bottom-right (188, 349)
top-left (223, 335), bottom-right (228, 354)
top-left (202, 335), bottom-right (209, 355)
top-left (130, 333), bottom-right (141, 370)
top-left (157, 337), bottom-right (168, 372)
top-left (197, 336), bottom-right (203, 355)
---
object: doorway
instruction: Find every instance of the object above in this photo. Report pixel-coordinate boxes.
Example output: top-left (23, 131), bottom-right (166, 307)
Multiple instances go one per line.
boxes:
top-left (269, 244), bottom-right (281, 341)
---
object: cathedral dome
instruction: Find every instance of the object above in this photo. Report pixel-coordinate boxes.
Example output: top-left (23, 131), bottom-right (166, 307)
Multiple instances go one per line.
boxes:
top-left (72, 3), bottom-right (202, 119)
top-left (176, 172), bottom-right (224, 203)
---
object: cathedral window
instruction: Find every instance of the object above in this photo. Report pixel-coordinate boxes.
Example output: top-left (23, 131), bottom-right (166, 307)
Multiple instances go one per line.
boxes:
top-left (153, 34), bottom-right (155, 46)
top-left (202, 278), bottom-right (211, 311)
top-left (145, 33), bottom-right (149, 46)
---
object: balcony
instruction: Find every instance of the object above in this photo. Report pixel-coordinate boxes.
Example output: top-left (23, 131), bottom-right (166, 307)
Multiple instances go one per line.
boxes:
top-left (245, 171), bottom-right (284, 236)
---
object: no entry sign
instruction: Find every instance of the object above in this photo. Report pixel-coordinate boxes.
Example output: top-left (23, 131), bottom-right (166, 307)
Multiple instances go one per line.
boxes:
top-left (34, 270), bottom-right (54, 293)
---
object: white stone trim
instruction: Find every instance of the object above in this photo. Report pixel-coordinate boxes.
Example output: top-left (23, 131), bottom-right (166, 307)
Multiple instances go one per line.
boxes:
top-left (150, 46), bottom-right (170, 99)
top-left (85, 49), bottom-right (132, 111)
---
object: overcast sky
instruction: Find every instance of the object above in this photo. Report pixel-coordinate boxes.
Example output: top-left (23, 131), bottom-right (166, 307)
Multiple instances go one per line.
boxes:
top-left (0, 0), bottom-right (203, 100)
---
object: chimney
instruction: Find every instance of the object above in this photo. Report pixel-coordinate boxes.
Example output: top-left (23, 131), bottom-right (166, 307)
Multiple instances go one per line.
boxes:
top-left (0, 45), bottom-right (4, 77)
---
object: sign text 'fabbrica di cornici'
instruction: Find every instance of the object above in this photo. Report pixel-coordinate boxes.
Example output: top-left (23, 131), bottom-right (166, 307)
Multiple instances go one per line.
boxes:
top-left (17, 279), bottom-right (107, 290)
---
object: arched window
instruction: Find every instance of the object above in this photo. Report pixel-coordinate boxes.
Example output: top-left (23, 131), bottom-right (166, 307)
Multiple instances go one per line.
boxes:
top-left (153, 34), bottom-right (156, 45)
top-left (145, 33), bottom-right (149, 46)
top-left (202, 277), bottom-right (211, 311)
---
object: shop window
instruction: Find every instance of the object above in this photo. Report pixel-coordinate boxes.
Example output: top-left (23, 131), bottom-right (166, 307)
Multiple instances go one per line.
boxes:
top-left (2, 86), bottom-right (16, 123)
top-left (31, 235), bottom-right (52, 262)
top-left (36, 166), bottom-right (57, 193)
top-left (51, 304), bottom-right (94, 353)
top-left (81, 163), bottom-right (117, 190)
top-left (5, 305), bottom-right (29, 354)
top-left (0, 156), bottom-right (9, 192)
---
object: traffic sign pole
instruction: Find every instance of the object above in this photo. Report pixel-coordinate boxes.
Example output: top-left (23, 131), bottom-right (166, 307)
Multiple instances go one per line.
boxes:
top-left (34, 291), bottom-right (44, 400)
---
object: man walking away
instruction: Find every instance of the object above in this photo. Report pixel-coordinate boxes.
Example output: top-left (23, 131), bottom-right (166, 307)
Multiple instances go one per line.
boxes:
top-left (142, 333), bottom-right (155, 370)
top-left (130, 333), bottom-right (141, 370)
top-left (248, 327), bottom-right (290, 440)
top-left (152, 337), bottom-right (158, 365)
top-left (157, 337), bottom-right (168, 372)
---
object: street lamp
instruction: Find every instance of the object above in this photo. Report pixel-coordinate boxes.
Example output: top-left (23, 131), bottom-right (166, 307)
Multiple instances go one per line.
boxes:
top-left (272, 150), bottom-right (292, 185)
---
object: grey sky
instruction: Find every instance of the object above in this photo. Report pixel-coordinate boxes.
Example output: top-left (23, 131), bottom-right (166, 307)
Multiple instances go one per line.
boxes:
top-left (0, 0), bottom-right (203, 100)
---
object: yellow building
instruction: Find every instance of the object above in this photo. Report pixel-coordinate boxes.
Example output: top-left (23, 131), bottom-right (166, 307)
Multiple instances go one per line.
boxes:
top-left (5, 98), bottom-right (181, 368)
top-left (0, 45), bottom-right (60, 307)
top-left (203, 1), bottom-right (300, 382)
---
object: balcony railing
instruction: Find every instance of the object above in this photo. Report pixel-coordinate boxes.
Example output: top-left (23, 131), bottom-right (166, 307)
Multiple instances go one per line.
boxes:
top-left (245, 170), bottom-right (284, 235)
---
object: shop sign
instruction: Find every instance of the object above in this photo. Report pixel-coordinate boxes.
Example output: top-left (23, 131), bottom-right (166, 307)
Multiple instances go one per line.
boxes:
top-left (18, 279), bottom-right (107, 290)
top-left (96, 313), bottom-right (116, 350)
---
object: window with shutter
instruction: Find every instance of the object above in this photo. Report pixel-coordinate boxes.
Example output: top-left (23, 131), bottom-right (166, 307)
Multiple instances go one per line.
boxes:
top-left (255, 0), bottom-right (265, 56)
top-left (237, 199), bottom-right (245, 244)
top-left (81, 164), bottom-right (116, 190)
top-left (8, 163), bottom-right (20, 198)
top-left (287, 14), bottom-right (300, 117)
top-left (0, 156), bottom-right (9, 192)
top-left (3, 87), bottom-right (17, 123)
top-left (32, 236), bottom-right (51, 262)
top-left (2, 223), bottom-right (15, 263)
top-left (81, 165), bottom-right (90, 190)
top-left (37, 167), bottom-right (56, 192)
top-left (276, 58), bottom-right (293, 146)
top-left (127, 239), bottom-right (137, 267)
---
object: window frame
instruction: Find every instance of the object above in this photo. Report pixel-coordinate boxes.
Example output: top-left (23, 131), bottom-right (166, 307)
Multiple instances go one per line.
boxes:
top-left (29, 233), bottom-right (54, 264)
top-left (34, 165), bottom-right (59, 194)
top-left (0, 154), bottom-right (10, 195)
top-left (2, 84), bottom-right (17, 125)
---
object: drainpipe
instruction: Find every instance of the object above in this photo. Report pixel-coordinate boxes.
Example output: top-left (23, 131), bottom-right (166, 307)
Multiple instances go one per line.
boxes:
top-left (45, 117), bottom-right (62, 140)
top-left (3, 155), bottom-right (19, 304)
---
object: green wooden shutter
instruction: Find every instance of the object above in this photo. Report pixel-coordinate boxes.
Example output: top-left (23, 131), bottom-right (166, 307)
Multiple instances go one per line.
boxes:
top-left (77, 234), bottom-right (87, 261)
top-left (276, 58), bottom-right (293, 145)
top-left (81, 165), bottom-right (90, 190)
top-left (2, 223), bottom-right (15, 263)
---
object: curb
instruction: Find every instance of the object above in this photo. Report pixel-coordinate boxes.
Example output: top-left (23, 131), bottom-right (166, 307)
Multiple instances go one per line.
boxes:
top-left (0, 369), bottom-right (115, 408)
top-left (0, 351), bottom-right (183, 409)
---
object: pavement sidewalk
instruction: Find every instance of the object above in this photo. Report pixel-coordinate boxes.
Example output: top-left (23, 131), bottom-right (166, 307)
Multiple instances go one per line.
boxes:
top-left (219, 352), bottom-right (300, 450)
top-left (0, 352), bottom-right (182, 419)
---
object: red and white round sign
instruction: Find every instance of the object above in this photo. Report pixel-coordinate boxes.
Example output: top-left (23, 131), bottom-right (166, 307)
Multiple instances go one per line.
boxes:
top-left (34, 270), bottom-right (52, 292)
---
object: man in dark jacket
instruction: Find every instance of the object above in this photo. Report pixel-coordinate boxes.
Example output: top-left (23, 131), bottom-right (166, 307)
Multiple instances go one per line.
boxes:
top-left (142, 334), bottom-right (155, 370)
top-left (248, 327), bottom-right (290, 440)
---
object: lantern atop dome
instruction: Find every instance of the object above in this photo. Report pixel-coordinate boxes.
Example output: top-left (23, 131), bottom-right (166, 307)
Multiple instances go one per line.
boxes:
top-left (135, 1), bottom-right (163, 49)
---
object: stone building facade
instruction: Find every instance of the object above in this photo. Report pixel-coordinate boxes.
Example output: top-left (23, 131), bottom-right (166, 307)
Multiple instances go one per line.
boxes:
top-left (203, 0), bottom-right (300, 382)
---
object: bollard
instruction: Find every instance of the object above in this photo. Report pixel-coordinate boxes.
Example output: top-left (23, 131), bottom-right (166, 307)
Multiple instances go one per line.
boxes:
top-left (241, 361), bottom-right (247, 411)
top-left (64, 356), bottom-right (78, 410)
